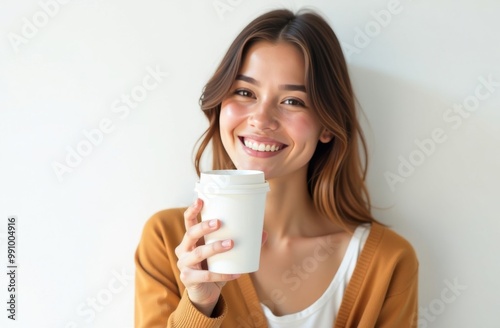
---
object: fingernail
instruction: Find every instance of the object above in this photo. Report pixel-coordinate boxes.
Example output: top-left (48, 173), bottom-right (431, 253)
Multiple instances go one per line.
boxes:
top-left (222, 239), bottom-right (231, 248)
top-left (209, 219), bottom-right (217, 227)
top-left (192, 199), bottom-right (198, 208)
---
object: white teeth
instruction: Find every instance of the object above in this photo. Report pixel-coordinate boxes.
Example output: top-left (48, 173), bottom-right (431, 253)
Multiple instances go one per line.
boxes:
top-left (243, 139), bottom-right (281, 152)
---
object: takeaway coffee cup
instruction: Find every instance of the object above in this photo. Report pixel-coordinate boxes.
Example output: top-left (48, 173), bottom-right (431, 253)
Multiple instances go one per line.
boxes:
top-left (194, 170), bottom-right (270, 274)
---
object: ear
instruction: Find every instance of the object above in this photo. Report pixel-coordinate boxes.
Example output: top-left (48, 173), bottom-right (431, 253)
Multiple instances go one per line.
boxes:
top-left (319, 129), bottom-right (334, 143)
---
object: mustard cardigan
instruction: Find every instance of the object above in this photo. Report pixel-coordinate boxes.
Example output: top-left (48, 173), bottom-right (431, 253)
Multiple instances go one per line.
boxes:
top-left (135, 208), bottom-right (418, 327)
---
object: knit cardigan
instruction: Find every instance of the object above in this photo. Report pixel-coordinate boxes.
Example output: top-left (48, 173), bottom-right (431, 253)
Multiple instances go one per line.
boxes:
top-left (135, 208), bottom-right (419, 327)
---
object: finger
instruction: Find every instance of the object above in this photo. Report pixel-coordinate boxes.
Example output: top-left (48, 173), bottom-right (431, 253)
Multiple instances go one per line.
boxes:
top-left (180, 268), bottom-right (241, 287)
top-left (262, 230), bottom-right (268, 246)
top-left (177, 239), bottom-right (233, 269)
top-left (184, 198), bottom-right (203, 230)
top-left (175, 218), bottom-right (220, 258)
top-left (186, 218), bottom-right (220, 245)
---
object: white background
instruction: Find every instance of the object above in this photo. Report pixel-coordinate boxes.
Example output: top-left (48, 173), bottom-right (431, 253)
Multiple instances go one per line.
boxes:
top-left (1, 0), bottom-right (499, 327)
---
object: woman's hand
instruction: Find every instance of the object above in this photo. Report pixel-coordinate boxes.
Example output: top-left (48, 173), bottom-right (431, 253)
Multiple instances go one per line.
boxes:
top-left (175, 199), bottom-right (241, 317)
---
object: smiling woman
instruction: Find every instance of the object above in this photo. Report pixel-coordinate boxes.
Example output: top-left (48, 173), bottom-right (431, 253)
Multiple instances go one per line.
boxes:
top-left (135, 8), bottom-right (418, 328)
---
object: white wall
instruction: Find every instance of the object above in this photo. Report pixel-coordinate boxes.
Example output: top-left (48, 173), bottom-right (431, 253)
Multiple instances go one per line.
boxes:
top-left (1, 0), bottom-right (498, 327)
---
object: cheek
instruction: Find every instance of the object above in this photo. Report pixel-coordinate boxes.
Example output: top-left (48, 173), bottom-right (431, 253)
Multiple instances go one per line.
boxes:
top-left (283, 113), bottom-right (321, 140)
top-left (220, 101), bottom-right (247, 132)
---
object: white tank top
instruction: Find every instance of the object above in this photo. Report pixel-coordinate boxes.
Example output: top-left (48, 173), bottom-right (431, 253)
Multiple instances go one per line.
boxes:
top-left (260, 224), bottom-right (371, 328)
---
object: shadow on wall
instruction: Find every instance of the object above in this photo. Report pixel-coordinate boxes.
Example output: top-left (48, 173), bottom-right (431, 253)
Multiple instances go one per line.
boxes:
top-left (347, 65), bottom-right (494, 326)
top-left (351, 66), bottom-right (450, 197)
top-left (348, 64), bottom-right (498, 206)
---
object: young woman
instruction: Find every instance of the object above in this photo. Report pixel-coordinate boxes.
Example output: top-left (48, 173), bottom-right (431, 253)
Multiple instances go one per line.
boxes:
top-left (135, 9), bottom-right (418, 328)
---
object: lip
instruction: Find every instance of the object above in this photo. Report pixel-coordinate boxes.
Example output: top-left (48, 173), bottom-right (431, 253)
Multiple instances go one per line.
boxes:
top-left (238, 135), bottom-right (288, 158)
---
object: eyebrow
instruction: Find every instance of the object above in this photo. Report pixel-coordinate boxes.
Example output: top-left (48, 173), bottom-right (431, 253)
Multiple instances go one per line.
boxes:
top-left (235, 74), bottom-right (306, 92)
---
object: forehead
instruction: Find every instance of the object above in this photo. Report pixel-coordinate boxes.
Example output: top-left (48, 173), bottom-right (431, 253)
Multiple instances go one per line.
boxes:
top-left (238, 41), bottom-right (306, 83)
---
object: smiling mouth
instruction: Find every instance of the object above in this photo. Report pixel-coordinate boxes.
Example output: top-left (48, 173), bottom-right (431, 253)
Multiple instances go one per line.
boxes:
top-left (239, 137), bottom-right (287, 152)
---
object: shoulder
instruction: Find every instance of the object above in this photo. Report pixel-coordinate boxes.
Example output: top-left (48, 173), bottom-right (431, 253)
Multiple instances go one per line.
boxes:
top-left (366, 222), bottom-right (419, 275)
top-left (353, 222), bottom-right (419, 298)
top-left (144, 207), bottom-right (187, 229)
top-left (140, 207), bottom-right (189, 248)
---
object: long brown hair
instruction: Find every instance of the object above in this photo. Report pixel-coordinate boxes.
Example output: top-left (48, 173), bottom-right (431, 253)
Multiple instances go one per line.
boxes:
top-left (195, 9), bottom-right (376, 228)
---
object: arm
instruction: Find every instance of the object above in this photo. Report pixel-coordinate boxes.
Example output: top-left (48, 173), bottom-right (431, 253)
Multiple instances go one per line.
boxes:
top-left (134, 207), bottom-right (229, 327)
top-left (376, 268), bottom-right (419, 328)
top-left (374, 226), bottom-right (419, 328)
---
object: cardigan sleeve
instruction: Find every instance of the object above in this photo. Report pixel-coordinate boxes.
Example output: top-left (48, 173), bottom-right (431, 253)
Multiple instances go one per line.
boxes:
top-left (375, 227), bottom-right (419, 328)
top-left (134, 209), bottom-right (228, 327)
top-left (376, 267), bottom-right (419, 327)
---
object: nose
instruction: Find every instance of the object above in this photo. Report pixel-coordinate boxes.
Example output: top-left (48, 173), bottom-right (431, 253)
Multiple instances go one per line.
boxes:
top-left (248, 101), bottom-right (278, 131)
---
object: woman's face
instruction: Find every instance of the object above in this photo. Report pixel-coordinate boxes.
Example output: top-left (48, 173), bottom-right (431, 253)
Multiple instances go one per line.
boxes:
top-left (219, 41), bottom-right (332, 180)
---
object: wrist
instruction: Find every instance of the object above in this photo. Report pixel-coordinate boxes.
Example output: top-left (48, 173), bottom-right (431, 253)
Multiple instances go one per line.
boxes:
top-left (194, 302), bottom-right (217, 317)
top-left (188, 294), bottom-right (221, 317)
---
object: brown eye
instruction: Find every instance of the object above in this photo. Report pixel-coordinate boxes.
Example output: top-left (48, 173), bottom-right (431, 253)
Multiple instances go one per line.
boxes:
top-left (235, 89), bottom-right (253, 97)
top-left (283, 98), bottom-right (305, 107)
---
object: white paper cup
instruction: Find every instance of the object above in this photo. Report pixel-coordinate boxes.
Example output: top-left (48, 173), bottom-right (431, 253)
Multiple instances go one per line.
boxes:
top-left (195, 170), bottom-right (269, 274)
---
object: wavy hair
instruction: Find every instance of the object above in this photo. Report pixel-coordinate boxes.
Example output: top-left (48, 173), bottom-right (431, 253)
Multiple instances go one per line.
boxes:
top-left (195, 9), bottom-right (376, 228)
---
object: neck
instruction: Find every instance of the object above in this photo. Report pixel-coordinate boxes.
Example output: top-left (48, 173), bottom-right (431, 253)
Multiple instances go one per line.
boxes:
top-left (263, 167), bottom-right (333, 240)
